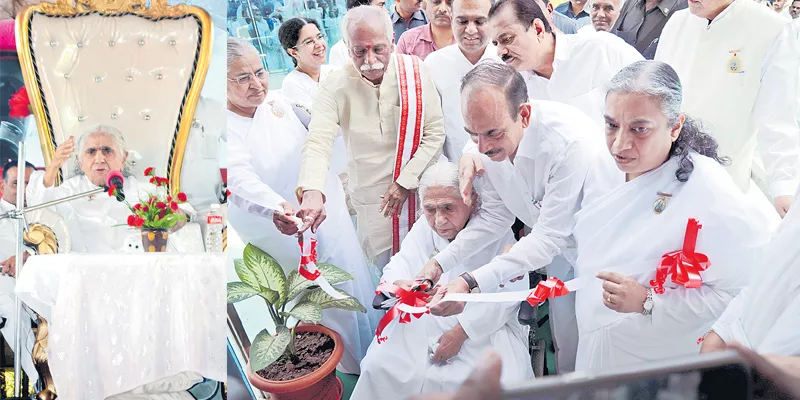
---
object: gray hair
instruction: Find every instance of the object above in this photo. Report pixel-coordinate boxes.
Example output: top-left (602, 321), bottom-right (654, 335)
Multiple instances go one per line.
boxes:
top-left (73, 125), bottom-right (132, 177)
top-left (606, 60), bottom-right (727, 182)
top-left (461, 61), bottom-right (528, 121)
top-left (419, 161), bottom-right (480, 212)
top-left (341, 5), bottom-right (394, 46)
top-left (227, 36), bottom-right (260, 70)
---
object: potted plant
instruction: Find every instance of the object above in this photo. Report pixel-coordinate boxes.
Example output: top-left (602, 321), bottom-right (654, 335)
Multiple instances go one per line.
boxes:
top-left (227, 243), bottom-right (366, 399)
top-left (110, 167), bottom-right (188, 252)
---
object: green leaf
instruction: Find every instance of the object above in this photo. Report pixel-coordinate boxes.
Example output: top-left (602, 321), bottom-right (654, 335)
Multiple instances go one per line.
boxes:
top-left (284, 301), bottom-right (323, 324)
top-left (304, 288), bottom-right (366, 313)
top-left (227, 282), bottom-right (259, 303)
top-left (235, 259), bottom-right (260, 290)
top-left (258, 286), bottom-right (280, 304)
top-left (249, 326), bottom-right (291, 372)
top-left (285, 263), bottom-right (355, 301)
top-left (243, 244), bottom-right (287, 306)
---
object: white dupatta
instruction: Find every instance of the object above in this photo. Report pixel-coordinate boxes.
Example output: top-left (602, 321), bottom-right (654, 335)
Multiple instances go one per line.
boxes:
top-left (572, 154), bottom-right (771, 368)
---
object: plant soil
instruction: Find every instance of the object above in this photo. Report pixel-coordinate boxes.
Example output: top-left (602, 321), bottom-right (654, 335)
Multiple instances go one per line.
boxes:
top-left (257, 331), bottom-right (335, 382)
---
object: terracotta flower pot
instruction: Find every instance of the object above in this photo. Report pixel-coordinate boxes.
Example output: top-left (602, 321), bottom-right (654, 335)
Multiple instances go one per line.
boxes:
top-left (141, 229), bottom-right (168, 252)
top-left (247, 324), bottom-right (343, 400)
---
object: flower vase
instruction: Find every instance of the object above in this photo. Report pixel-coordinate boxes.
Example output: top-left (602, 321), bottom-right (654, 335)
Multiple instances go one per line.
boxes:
top-left (141, 229), bottom-right (168, 252)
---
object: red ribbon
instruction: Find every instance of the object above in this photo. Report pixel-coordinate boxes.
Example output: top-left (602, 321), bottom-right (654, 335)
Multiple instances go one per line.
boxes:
top-left (375, 281), bottom-right (431, 343)
top-left (650, 218), bottom-right (710, 295)
top-left (526, 277), bottom-right (570, 307)
top-left (298, 238), bottom-right (321, 281)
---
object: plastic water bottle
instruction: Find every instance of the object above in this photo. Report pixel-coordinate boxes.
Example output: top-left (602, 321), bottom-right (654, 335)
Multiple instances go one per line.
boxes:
top-left (205, 204), bottom-right (224, 252)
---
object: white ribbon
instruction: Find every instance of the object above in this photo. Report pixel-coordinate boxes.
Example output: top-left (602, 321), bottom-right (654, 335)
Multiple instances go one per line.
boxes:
top-left (296, 221), bottom-right (347, 300)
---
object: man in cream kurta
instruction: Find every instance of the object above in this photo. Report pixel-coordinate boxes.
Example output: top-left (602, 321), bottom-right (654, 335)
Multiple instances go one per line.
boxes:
top-left (297, 6), bottom-right (445, 266)
top-left (425, 0), bottom-right (501, 161)
top-left (489, 0), bottom-right (643, 129)
top-left (655, 0), bottom-right (800, 217)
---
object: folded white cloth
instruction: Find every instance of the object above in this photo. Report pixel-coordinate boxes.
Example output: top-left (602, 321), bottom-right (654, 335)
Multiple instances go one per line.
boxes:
top-left (106, 372), bottom-right (203, 400)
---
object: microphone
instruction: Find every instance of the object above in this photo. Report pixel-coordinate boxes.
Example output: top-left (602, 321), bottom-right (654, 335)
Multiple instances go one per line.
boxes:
top-left (106, 170), bottom-right (125, 202)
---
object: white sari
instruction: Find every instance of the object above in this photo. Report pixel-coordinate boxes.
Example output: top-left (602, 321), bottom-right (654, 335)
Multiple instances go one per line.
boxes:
top-left (573, 154), bottom-right (772, 370)
top-left (351, 219), bottom-right (532, 400)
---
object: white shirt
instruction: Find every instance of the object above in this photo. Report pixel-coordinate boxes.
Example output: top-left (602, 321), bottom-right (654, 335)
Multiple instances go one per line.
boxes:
top-left (424, 44), bottom-right (501, 161)
top-left (434, 101), bottom-right (615, 292)
top-left (281, 65), bottom-right (337, 113)
top-left (577, 24), bottom-right (597, 35)
top-left (0, 199), bottom-right (19, 260)
top-left (656, 0), bottom-right (800, 198)
top-left (329, 39), bottom-right (350, 68)
top-left (523, 32), bottom-right (643, 129)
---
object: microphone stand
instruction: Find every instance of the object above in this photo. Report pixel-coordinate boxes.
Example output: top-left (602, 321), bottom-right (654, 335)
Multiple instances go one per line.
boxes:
top-left (3, 142), bottom-right (108, 398)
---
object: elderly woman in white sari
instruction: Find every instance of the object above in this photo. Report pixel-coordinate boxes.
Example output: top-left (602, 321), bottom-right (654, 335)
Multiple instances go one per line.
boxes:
top-left (25, 125), bottom-right (194, 254)
top-left (225, 37), bottom-right (379, 375)
top-left (351, 161), bottom-right (533, 400)
top-left (572, 60), bottom-right (773, 371)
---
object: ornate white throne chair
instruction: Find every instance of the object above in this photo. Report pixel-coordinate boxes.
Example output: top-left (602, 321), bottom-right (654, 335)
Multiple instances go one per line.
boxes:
top-left (14, 0), bottom-right (212, 396)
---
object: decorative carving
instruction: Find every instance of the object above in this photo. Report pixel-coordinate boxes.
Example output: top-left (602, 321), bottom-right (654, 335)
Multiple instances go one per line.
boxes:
top-left (23, 224), bottom-right (58, 255)
top-left (33, 316), bottom-right (57, 397)
top-left (38, 0), bottom-right (194, 18)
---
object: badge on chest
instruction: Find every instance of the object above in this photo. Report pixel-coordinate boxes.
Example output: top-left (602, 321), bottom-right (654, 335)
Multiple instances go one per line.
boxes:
top-left (727, 49), bottom-right (743, 74)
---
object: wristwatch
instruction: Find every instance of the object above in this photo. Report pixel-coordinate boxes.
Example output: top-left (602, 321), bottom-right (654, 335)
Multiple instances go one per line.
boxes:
top-left (642, 288), bottom-right (654, 315)
top-left (459, 272), bottom-right (480, 293)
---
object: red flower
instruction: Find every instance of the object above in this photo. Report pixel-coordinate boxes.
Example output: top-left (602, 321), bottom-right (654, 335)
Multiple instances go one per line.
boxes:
top-left (127, 215), bottom-right (136, 227)
top-left (177, 192), bottom-right (187, 202)
top-left (8, 87), bottom-right (31, 118)
top-left (142, 205), bottom-right (149, 212)
top-left (133, 203), bottom-right (141, 211)
top-left (159, 210), bottom-right (166, 219)
top-left (144, 167), bottom-right (154, 177)
top-left (169, 201), bottom-right (178, 211)
top-left (134, 216), bottom-right (145, 228)
top-left (158, 177), bottom-right (169, 186)
top-left (107, 186), bottom-right (116, 197)
top-left (149, 177), bottom-right (156, 184)
top-left (166, 195), bottom-right (172, 203)
top-left (156, 202), bottom-right (167, 209)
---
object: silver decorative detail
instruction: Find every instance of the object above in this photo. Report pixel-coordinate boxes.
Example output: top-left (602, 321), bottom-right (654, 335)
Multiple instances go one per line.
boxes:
top-left (169, 40), bottom-right (176, 46)
top-left (108, 40), bottom-right (115, 47)
top-left (49, 40), bottom-right (57, 47)
top-left (111, 113), bottom-right (118, 119)
top-left (95, 76), bottom-right (103, 83)
top-left (64, 73), bottom-right (70, 79)
top-left (144, 115), bottom-right (151, 120)
top-left (126, 76), bottom-right (133, 81)
top-left (156, 74), bottom-right (163, 80)
top-left (192, 120), bottom-right (200, 128)
top-left (78, 116), bottom-right (86, 121)
top-left (139, 39), bottom-right (145, 45)
top-left (76, 41), bottom-right (83, 48)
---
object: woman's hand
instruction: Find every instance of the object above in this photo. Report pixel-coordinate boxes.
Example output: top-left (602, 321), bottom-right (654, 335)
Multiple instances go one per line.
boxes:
top-left (598, 271), bottom-right (648, 313)
top-left (273, 202), bottom-right (299, 236)
top-left (45, 137), bottom-right (75, 187)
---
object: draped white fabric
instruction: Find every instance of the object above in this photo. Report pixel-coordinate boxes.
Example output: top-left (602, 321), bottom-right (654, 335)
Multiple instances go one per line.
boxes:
top-left (573, 154), bottom-right (773, 370)
top-left (15, 253), bottom-right (226, 400)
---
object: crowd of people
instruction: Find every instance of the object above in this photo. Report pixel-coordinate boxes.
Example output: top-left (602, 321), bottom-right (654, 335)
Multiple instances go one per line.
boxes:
top-left (227, 0), bottom-right (800, 396)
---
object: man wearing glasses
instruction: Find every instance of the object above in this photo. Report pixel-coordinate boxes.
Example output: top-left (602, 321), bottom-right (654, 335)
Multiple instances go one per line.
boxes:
top-left (296, 5), bottom-right (445, 274)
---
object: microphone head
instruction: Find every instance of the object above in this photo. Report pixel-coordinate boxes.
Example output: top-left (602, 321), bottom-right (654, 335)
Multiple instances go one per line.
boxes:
top-left (106, 170), bottom-right (124, 186)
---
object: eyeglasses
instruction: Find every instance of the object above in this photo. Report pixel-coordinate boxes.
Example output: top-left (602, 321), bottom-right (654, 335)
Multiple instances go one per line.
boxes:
top-left (349, 44), bottom-right (391, 59)
top-left (294, 33), bottom-right (326, 49)
top-left (227, 70), bottom-right (268, 85)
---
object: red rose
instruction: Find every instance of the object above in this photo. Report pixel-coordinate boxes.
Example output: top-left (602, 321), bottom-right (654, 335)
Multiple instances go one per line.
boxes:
top-left (149, 177), bottom-right (156, 184)
top-left (133, 203), bottom-right (141, 211)
top-left (127, 215), bottom-right (136, 227)
top-left (8, 87), bottom-right (31, 118)
top-left (170, 201), bottom-right (178, 211)
top-left (156, 202), bottom-right (167, 209)
top-left (144, 167), bottom-right (154, 177)
top-left (142, 206), bottom-right (149, 212)
top-left (177, 192), bottom-right (187, 202)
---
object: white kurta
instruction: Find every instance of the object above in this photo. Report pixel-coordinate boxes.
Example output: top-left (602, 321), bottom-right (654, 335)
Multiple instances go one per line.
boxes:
top-left (523, 32), bottom-right (643, 129)
top-left (0, 199), bottom-right (38, 381)
top-left (25, 172), bottom-right (188, 253)
top-left (441, 101), bottom-right (617, 372)
top-left (351, 219), bottom-right (532, 400)
top-left (655, 0), bottom-right (800, 200)
top-left (328, 39), bottom-right (350, 68)
top-left (573, 154), bottom-right (772, 370)
top-left (225, 95), bottom-right (380, 374)
top-left (711, 182), bottom-right (800, 356)
top-left (424, 44), bottom-right (501, 161)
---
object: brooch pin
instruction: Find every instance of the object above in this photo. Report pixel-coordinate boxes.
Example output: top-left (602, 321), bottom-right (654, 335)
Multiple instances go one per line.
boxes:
top-left (653, 192), bottom-right (672, 214)
top-left (271, 102), bottom-right (284, 118)
top-left (727, 50), bottom-right (743, 74)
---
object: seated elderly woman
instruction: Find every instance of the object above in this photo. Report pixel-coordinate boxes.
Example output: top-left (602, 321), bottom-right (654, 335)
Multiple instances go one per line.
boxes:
top-left (351, 161), bottom-right (533, 400)
top-left (25, 124), bottom-right (193, 254)
top-left (572, 60), bottom-right (773, 370)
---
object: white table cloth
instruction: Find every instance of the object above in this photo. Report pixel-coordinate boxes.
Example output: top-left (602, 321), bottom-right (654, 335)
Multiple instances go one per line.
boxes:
top-left (15, 253), bottom-right (226, 400)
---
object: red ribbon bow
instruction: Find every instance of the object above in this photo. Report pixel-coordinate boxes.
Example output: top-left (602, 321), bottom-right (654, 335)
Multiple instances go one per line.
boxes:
top-left (375, 281), bottom-right (431, 344)
top-left (650, 218), bottom-right (710, 295)
top-left (298, 238), bottom-right (321, 281)
top-left (526, 277), bottom-right (570, 307)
